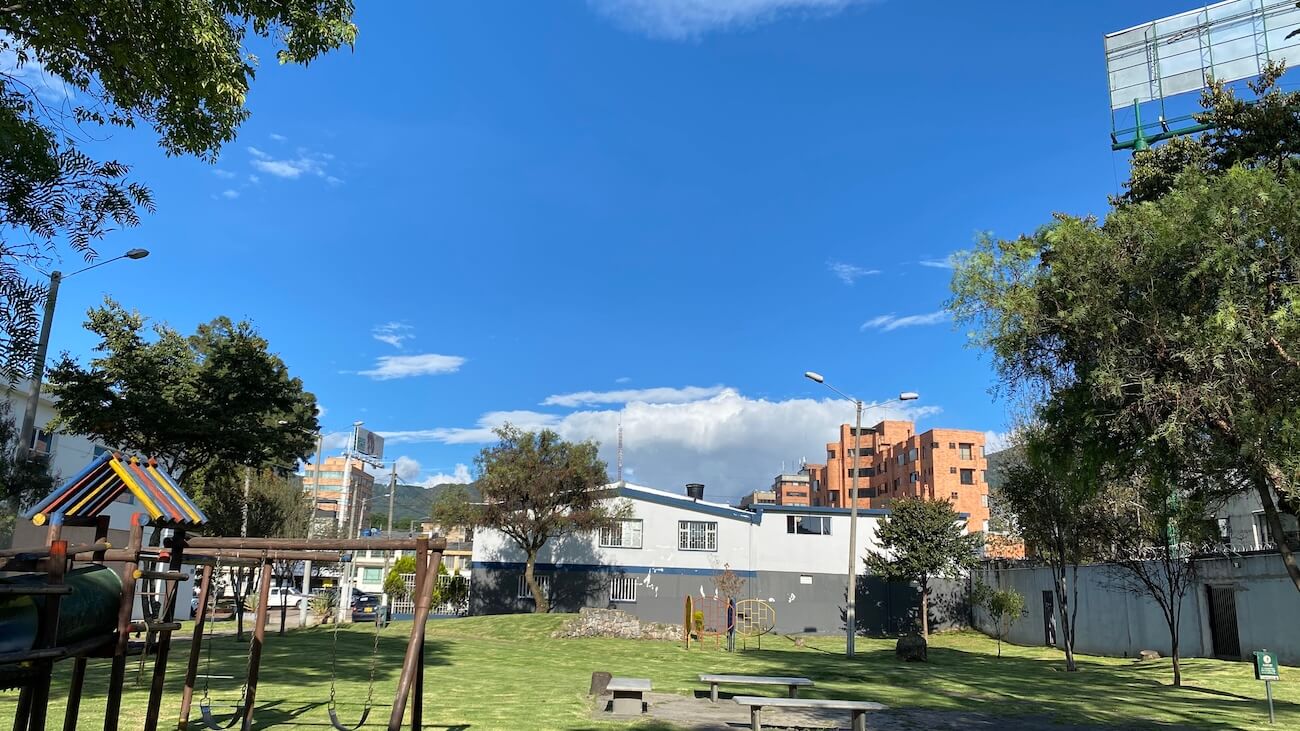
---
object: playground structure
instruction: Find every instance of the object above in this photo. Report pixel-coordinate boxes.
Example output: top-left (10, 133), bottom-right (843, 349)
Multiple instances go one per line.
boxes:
top-left (0, 452), bottom-right (446, 731)
top-left (681, 595), bottom-right (776, 652)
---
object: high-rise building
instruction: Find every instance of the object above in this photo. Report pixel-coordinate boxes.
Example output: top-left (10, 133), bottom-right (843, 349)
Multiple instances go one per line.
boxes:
top-left (805, 421), bottom-right (989, 534)
top-left (301, 455), bottom-right (375, 531)
top-left (771, 472), bottom-right (813, 506)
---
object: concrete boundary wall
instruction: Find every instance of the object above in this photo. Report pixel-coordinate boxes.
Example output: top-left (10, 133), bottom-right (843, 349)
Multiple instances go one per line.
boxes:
top-left (974, 552), bottom-right (1300, 665)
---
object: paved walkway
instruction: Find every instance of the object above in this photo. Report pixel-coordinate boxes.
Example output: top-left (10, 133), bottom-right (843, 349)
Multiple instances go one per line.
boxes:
top-left (593, 691), bottom-right (1191, 730)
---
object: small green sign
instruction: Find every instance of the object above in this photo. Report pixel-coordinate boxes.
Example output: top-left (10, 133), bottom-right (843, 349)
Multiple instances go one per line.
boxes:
top-left (1254, 650), bottom-right (1281, 681)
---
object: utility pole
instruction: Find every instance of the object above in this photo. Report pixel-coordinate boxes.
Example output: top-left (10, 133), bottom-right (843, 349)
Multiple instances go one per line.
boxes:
top-left (16, 271), bottom-right (61, 461)
top-left (241, 465), bottom-right (251, 538)
top-left (299, 430), bottom-right (325, 625)
top-left (382, 464), bottom-right (397, 613)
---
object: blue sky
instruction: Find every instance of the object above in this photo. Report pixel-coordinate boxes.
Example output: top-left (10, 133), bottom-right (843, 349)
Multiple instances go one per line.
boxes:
top-left (28, 0), bottom-right (1203, 503)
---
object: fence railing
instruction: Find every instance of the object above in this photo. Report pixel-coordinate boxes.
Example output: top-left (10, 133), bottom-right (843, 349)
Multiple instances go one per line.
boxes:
top-left (389, 573), bottom-right (470, 617)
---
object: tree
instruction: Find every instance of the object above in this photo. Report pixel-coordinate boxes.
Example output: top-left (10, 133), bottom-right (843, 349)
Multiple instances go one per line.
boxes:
top-left (0, 2), bottom-right (355, 378)
top-left (433, 425), bottom-right (615, 613)
top-left (46, 299), bottom-right (319, 490)
top-left (0, 400), bottom-right (57, 545)
top-left (865, 497), bottom-right (981, 638)
top-left (1097, 466), bottom-right (1217, 687)
top-left (993, 417), bottom-right (1109, 672)
top-left (973, 582), bottom-right (1024, 658)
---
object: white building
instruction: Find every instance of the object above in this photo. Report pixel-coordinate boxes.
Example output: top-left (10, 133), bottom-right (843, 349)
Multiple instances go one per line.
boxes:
top-left (469, 482), bottom-right (969, 634)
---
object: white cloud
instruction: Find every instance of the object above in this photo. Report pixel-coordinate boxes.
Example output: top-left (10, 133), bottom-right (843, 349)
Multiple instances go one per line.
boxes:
top-left (372, 322), bottom-right (414, 349)
top-left (359, 353), bottom-right (466, 380)
top-left (984, 430), bottom-right (1013, 454)
top-left (860, 310), bottom-right (950, 332)
top-left (542, 385), bottom-right (726, 407)
top-left (827, 260), bottom-right (879, 285)
top-left (377, 389), bottom-right (941, 502)
top-left (615, 376), bottom-right (632, 384)
top-left (220, 189), bottom-right (239, 199)
top-left (248, 174), bottom-right (260, 184)
top-left (919, 254), bottom-right (958, 269)
top-left (247, 145), bottom-right (337, 182)
top-left (0, 38), bottom-right (73, 102)
top-left (213, 169), bottom-right (236, 179)
top-left (270, 133), bottom-right (288, 142)
top-left (419, 464), bottom-right (473, 486)
top-left (588, 0), bottom-right (870, 40)
top-left (316, 404), bottom-right (328, 419)
top-left (395, 455), bottom-right (422, 482)
top-left (321, 431), bottom-right (351, 451)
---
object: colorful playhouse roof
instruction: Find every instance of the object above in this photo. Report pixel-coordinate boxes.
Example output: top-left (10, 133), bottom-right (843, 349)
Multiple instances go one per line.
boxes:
top-left (24, 452), bottom-right (208, 527)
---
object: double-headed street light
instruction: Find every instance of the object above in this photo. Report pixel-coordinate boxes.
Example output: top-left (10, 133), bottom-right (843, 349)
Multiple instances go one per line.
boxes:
top-left (17, 248), bottom-right (150, 460)
top-left (804, 370), bottom-right (918, 659)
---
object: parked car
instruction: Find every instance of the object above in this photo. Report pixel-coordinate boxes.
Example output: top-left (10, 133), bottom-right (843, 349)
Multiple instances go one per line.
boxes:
top-left (265, 586), bottom-right (310, 609)
top-left (351, 593), bottom-right (384, 622)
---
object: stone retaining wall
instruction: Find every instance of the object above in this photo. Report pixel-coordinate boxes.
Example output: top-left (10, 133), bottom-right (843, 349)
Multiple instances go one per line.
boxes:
top-left (551, 607), bottom-right (681, 640)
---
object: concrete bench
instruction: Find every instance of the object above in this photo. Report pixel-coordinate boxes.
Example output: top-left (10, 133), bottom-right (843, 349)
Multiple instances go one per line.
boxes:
top-left (733, 695), bottom-right (886, 731)
top-left (698, 674), bottom-right (814, 702)
top-left (606, 677), bottom-right (651, 715)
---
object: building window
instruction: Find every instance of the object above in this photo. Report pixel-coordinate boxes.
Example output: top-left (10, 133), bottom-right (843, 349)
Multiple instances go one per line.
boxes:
top-left (908, 447), bottom-right (918, 462)
top-left (678, 521), bottom-right (718, 551)
top-left (609, 575), bottom-right (638, 603)
top-left (951, 492), bottom-right (960, 500)
top-left (949, 442), bottom-right (956, 449)
top-left (363, 567), bottom-right (381, 583)
top-left (893, 478), bottom-right (900, 490)
top-left (896, 453), bottom-right (905, 466)
top-left (949, 467), bottom-right (957, 474)
top-left (960, 469), bottom-right (975, 485)
top-left (518, 574), bottom-right (552, 600)
top-left (959, 443), bottom-right (974, 460)
top-left (787, 515), bottom-right (832, 535)
top-left (910, 472), bottom-right (919, 484)
top-left (981, 494), bottom-right (989, 507)
top-left (931, 441), bottom-right (939, 449)
top-left (599, 519), bottom-right (644, 549)
top-left (827, 450), bottom-right (836, 460)
top-left (783, 490), bottom-right (808, 498)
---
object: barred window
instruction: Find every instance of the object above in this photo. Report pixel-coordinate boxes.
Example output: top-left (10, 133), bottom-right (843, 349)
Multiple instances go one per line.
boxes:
top-left (609, 575), bottom-right (638, 603)
top-left (517, 574), bottom-right (551, 600)
top-left (678, 521), bottom-right (718, 551)
top-left (599, 519), bottom-right (643, 549)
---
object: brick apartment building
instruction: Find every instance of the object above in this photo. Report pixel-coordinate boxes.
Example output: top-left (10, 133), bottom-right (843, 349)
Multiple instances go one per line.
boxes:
top-left (799, 421), bottom-right (990, 534)
top-left (301, 454), bottom-right (375, 530)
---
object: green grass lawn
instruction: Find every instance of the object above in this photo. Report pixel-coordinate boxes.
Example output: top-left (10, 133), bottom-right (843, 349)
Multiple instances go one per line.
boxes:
top-left (1, 614), bottom-right (1295, 729)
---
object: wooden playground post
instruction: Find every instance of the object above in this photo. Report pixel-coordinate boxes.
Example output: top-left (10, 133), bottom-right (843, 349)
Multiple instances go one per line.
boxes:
top-left (142, 528), bottom-right (187, 731)
top-left (62, 516), bottom-right (112, 731)
top-left (239, 558), bottom-right (274, 731)
top-left (177, 563), bottom-right (214, 730)
top-left (104, 516), bottom-right (145, 731)
top-left (28, 536), bottom-right (68, 731)
top-left (389, 537), bottom-right (432, 731)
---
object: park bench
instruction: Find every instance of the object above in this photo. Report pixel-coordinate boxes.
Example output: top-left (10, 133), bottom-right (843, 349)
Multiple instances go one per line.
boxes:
top-left (606, 677), bottom-right (651, 715)
top-left (698, 674), bottom-right (814, 702)
top-left (733, 695), bottom-right (885, 731)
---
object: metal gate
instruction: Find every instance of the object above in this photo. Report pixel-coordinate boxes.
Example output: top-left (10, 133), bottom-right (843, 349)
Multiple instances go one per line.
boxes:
top-left (1206, 585), bottom-right (1241, 659)
top-left (1041, 590), bottom-right (1056, 647)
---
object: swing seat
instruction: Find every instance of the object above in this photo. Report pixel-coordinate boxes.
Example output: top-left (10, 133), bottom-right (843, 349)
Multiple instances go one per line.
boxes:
top-left (327, 705), bottom-right (370, 731)
top-left (199, 702), bottom-right (247, 729)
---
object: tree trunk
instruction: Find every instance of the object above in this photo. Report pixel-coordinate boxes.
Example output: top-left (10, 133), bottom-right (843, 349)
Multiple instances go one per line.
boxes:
top-left (1171, 632), bottom-right (1181, 687)
top-left (1257, 463), bottom-right (1300, 592)
top-left (524, 551), bottom-right (548, 614)
top-left (1054, 559), bottom-right (1077, 671)
top-left (919, 580), bottom-right (930, 638)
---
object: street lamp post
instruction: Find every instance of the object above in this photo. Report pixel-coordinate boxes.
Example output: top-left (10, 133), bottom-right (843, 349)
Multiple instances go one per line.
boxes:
top-left (804, 370), bottom-right (918, 659)
top-left (16, 248), bottom-right (149, 460)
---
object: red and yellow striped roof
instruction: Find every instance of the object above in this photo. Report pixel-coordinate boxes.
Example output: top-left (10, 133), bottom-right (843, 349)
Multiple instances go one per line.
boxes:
top-left (25, 452), bottom-right (207, 527)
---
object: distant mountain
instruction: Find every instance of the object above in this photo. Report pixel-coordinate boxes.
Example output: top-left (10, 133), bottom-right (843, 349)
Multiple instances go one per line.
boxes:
top-left (365, 481), bottom-right (479, 530)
